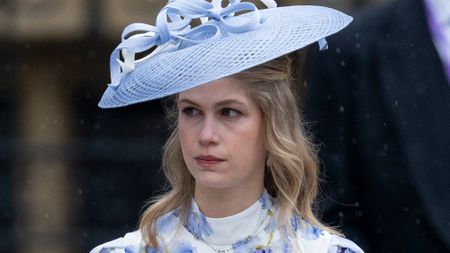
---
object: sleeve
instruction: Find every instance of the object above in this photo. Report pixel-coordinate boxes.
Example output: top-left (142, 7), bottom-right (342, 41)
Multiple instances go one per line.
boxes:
top-left (89, 231), bottom-right (143, 253)
top-left (327, 235), bottom-right (364, 253)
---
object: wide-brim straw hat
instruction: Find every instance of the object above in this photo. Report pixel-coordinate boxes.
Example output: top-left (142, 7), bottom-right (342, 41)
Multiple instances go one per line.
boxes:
top-left (99, 0), bottom-right (352, 108)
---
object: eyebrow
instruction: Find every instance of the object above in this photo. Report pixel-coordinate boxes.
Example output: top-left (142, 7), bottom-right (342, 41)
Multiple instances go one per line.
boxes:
top-left (178, 98), bottom-right (247, 108)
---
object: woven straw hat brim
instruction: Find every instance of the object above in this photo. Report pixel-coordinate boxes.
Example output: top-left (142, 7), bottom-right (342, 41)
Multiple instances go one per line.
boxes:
top-left (99, 5), bottom-right (352, 108)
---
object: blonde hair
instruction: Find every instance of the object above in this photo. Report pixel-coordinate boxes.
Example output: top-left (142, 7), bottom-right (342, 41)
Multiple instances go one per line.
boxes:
top-left (139, 54), bottom-right (339, 248)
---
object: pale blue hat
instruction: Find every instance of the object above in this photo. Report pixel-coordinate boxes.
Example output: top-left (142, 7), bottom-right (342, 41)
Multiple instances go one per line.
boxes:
top-left (99, 0), bottom-right (352, 108)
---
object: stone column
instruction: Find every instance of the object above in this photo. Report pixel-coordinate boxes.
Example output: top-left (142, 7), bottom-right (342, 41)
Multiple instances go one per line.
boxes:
top-left (14, 51), bottom-right (74, 253)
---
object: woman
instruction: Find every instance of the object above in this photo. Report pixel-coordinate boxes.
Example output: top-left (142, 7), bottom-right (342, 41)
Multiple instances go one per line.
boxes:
top-left (92, 0), bottom-right (362, 252)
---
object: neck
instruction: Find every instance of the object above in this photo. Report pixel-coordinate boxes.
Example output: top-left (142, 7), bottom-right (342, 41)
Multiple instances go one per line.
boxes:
top-left (194, 184), bottom-right (264, 218)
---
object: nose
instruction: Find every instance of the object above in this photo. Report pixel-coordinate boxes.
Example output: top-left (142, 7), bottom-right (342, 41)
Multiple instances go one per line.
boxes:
top-left (198, 116), bottom-right (219, 146)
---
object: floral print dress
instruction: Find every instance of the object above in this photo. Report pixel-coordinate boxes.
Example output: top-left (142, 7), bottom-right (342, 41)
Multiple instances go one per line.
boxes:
top-left (91, 191), bottom-right (363, 253)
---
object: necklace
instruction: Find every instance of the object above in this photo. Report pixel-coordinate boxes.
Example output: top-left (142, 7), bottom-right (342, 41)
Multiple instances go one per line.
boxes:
top-left (184, 205), bottom-right (275, 253)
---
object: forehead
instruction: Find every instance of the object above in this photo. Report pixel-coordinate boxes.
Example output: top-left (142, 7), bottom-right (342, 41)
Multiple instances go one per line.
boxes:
top-left (178, 77), bottom-right (251, 104)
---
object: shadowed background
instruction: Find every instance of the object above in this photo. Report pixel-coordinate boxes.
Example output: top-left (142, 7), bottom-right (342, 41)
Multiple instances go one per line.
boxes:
top-left (0, 1), bottom-right (391, 252)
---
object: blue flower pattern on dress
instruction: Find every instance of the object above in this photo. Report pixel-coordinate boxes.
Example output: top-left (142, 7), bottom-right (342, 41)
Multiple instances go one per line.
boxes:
top-left (99, 247), bottom-right (136, 253)
top-left (145, 245), bottom-right (164, 253)
top-left (155, 212), bottom-right (179, 235)
top-left (170, 241), bottom-right (195, 253)
top-left (260, 192), bottom-right (277, 234)
top-left (258, 191), bottom-right (273, 210)
top-left (184, 208), bottom-right (213, 240)
top-left (231, 235), bottom-right (289, 253)
top-left (291, 215), bottom-right (323, 240)
top-left (253, 248), bottom-right (272, 253)
top-left (145, 241), bottom-right (195, 253)
top-left (341, 249), bottom-right (358, 253)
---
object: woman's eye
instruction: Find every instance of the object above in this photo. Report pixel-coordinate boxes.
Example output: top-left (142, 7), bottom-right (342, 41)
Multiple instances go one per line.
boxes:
top-left (221, 108), bottom-right (241, 118)
top-left (181, 107), bottom-right (199, 117)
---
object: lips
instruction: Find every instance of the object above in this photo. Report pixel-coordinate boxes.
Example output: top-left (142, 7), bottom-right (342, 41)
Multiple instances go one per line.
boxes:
top-left (195, 155), bottom-right (225, 167)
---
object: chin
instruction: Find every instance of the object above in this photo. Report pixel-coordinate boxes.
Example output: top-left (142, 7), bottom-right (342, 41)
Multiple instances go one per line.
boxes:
top-left (194, 174), bottom-right (233, 190)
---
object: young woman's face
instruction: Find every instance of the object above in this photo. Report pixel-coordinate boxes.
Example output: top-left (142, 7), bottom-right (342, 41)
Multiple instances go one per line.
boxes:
top-left (178, 78), bottom-right (266, 193)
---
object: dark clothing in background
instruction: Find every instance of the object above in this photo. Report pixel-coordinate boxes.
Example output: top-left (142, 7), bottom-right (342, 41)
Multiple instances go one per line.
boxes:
top-left (304, 0), bottom-right (450, 252)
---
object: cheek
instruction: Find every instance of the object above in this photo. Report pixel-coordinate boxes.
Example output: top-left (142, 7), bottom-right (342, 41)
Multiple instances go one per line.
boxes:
top-left (250, 133), bottom-right (266, 160)
top-left (178, 121), bottom-right (193, 155)
top-left (248, 116), bottom-right (265, 147)
top-left (232, 122), bottom-right (265, 162)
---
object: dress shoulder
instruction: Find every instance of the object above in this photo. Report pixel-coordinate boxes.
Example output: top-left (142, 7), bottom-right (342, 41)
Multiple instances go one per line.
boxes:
top-left (89, 230), bottom-right (143, 253)
top-left (327, 234), bottom-right (364, 253)
top-left (293, 216), bottom-right (363, 253)
top-left (90, 210), bottom-right (180, 253)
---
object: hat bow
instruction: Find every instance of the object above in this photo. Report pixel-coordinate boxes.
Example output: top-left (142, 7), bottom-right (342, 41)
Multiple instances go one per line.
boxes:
top-left (108, 0), bottom-right (277, 88)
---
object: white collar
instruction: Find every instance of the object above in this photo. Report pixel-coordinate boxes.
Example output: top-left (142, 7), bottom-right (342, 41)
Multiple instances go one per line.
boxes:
top-left (186, 190), bottom-right (274, 247)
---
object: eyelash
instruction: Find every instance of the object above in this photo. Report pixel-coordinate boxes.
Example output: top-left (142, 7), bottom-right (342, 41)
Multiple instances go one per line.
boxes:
top-left (221, 108), bottom-right (241, 118)
top-left (181, 107), bottom-right (200, 117)
top-left (180, 107), bottom-right (242, 118)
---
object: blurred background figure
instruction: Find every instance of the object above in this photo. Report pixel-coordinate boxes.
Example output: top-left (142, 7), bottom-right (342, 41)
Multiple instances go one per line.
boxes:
top-left (304, 0), bottom-right (450, 252)
top-left (0, 0), bottom-right (412, 253)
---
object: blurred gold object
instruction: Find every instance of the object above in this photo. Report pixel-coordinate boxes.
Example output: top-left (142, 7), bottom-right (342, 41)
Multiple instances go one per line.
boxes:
top-left (6, 0), bottom-right (88, 40)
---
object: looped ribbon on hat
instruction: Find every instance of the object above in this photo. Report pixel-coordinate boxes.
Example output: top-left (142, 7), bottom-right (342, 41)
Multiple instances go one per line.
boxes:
top-left (108, 0), bottom-right (278, 88)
